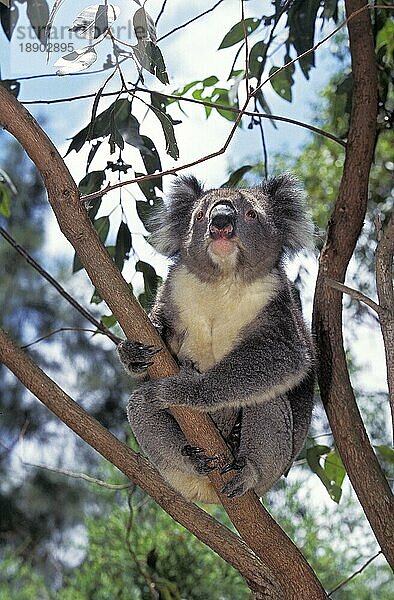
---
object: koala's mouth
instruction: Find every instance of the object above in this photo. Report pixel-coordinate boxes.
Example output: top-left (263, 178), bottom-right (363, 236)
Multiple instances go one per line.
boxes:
top-left (209, 236), bottom-right (238, 257)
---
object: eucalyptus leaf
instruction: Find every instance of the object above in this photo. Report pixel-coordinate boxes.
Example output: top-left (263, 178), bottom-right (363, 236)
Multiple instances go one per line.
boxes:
top-left (218, 18), bottom-right (261, 50)
top-left (115, 221), bottom-right (132, 271)
top-left (78, 170), bottom-right (106, 195)
top-left (93, 215), bottom-right (110, 243)
top-left (133, 6), bottom-right (156, 44)
top-left (27, 0), bottom-right (49, 44)
top-left (139, 136), bottom-right (162, 189)
top-left (221, 165), bottom-right (253, 188)
top-left (70, 4), bottom-right (120, 41)
top-left (148, 96), bottom-right (179, 160)
top-left (55, 46), bottom-right (97, 75)
top-left (0, 2), bottom-right (18, 40)
top-left (269, 65), bottom-right (294, 102)
top-left (133, 40), bottom-right (169, 84)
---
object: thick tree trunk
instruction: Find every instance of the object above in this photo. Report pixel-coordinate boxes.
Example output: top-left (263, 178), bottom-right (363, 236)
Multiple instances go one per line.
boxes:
top-left (312, 0), bottom-right (394, 568)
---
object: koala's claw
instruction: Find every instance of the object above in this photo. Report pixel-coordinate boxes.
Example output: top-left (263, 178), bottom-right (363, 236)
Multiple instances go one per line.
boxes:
top-left (181, 445), bottom-right (219, 475)
top-left (117, 340), bottom-right (161, 374)
top-left (220, 456), bottom-right (246, 475)
top-left (181, 445), bottom-right (205, 456)
top-left (221, 457), bottom-right (257, 499)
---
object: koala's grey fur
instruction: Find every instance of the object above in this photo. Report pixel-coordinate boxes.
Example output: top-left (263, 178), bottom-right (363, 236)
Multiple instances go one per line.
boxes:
top-left (117, 173), bottom-right (315, 503)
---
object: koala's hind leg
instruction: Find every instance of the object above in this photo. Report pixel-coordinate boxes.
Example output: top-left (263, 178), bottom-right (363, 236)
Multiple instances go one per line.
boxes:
top-left (128, 396), bottom-right (218, 502)
top-left (221, 397), bottom-right (293, 498)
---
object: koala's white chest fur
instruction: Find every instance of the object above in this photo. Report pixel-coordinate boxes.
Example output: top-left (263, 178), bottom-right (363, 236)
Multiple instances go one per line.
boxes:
top-left (171, 266), bottom-right (278, 371)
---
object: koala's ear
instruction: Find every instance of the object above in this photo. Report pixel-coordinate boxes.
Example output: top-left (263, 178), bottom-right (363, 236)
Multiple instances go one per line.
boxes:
top-left (149, 175), bottom-right (204, 257)
top-left (261, 173), bottom-right (313, 256)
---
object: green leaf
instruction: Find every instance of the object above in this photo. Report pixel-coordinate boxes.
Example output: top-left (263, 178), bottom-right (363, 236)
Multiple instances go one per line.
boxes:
top-left (324, 448), bottom-right (346, 494)
top-left (202, 75), bottom-right (219, 87)
top-left (139, 136), bottom-right (162, 189)
top-left (307, 445), bottom-right (343, 503)
top-left (114, 221), bottom-right (132, 272)
top-left (101, 314), bottom-right (118, 329)
top-left (149, 95), bottom-right (179, 160)
top-left (133, 40), bottom-right (169, 84)
top-left (27, 0), bottom-right (49, 44)
top-left (66, 99), bottom-right (134, 155)
top-left (114, 102), bottom-right (146, 151)
top-left (221, 165), bottom-right (253, 188)
top-left (72, 252), bottom-right (84, 273)
top-left (269, 65), bottom-right (294, 102)
top-left (287, 0), bottom-right (320, 78)
top-left (134, 172), bottom-right (158, 201)
top-left (218, 18), bottom-right (261, 49)
top-left (90, 288), bottom-right (103, 304)
top-left (94, 216), bottom-right (110, 244)
top-left (211, 88), bottom-right (238, 121)
top-left (136, 260), bottom-right (161, 310)
top-left (248, 41), bottom-right (267, 79)
top-left (133, 6), bottom-right (157, 44)
top-left (78, 170), bottom-right (106, 195)
top-left (0, 3), bottom-right (18, 40)
top-left (0, 185), bottom-right (11, 217)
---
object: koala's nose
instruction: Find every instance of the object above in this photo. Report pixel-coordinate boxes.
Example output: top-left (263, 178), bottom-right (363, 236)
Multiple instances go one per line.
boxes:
top-left (209, 203), bottom-right (236, 239)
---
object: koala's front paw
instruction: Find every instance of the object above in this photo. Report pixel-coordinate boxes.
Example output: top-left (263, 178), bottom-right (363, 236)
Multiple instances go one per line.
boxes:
top-left (220, 456), bottom-right (259, 498)
top-left (117, 340), bottom-right (161, 374)
top-left (181, 445), bottom-right (219, 474)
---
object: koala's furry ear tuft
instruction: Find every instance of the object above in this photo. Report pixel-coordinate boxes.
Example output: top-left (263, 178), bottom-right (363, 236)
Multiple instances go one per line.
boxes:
top-left (261, 173), bottom-right (314, 257)
top-left (149, 175), bottom-right (204, 257)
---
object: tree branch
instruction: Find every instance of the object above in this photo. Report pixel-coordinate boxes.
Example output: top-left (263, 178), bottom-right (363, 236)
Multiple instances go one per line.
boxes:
top-left (312, 0), bottom-right (394, 568)
top-left (324, 277), bottom-right (381, 315)
top-left (0, 328), bottom-right (278, 597)
top-left (375, 213), bottom-right (394, 441)
top-left (0, 85), bottom-right (327, 598)
top-left (328, 551), bottom-right (382, 596)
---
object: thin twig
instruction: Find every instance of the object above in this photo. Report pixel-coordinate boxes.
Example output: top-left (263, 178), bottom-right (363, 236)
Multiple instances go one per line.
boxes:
top-left (157, 0), bottom-right (226, 42)
top-left (155, 0), bottom-right (168, 26)
top-left (21, 327), bottom-right (109, 349)
top-left (22, 459), bottom-right (133, 490)
top-left (324, 277), bottom-right (381, 315)
top-left (328, 551), bottom-right (382, 596)
top-left (0, 226), bottom-right (121, 345)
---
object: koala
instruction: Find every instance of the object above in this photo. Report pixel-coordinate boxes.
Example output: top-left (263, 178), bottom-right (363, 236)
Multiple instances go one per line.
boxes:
top-left (117, 173), bottom-right (315, 504)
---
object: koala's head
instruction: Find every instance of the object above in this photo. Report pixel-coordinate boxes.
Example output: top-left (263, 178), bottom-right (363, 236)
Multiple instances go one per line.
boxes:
top-left (150, 173), bottom-right (312, 282)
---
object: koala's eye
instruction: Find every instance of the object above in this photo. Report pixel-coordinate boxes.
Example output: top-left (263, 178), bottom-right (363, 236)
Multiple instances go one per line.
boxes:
top-left (245, 209), bottom-right (257, 221)
top-left (195, 211), bottom-right (204, 221)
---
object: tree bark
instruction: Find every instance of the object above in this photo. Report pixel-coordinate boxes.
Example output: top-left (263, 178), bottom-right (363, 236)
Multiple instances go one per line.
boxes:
top-left (375, 213), bottom-right (394, 441)
top-left (0, 86), bottom-right (327, 598)
top-left (312, 0), bottom-right (394, 568)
